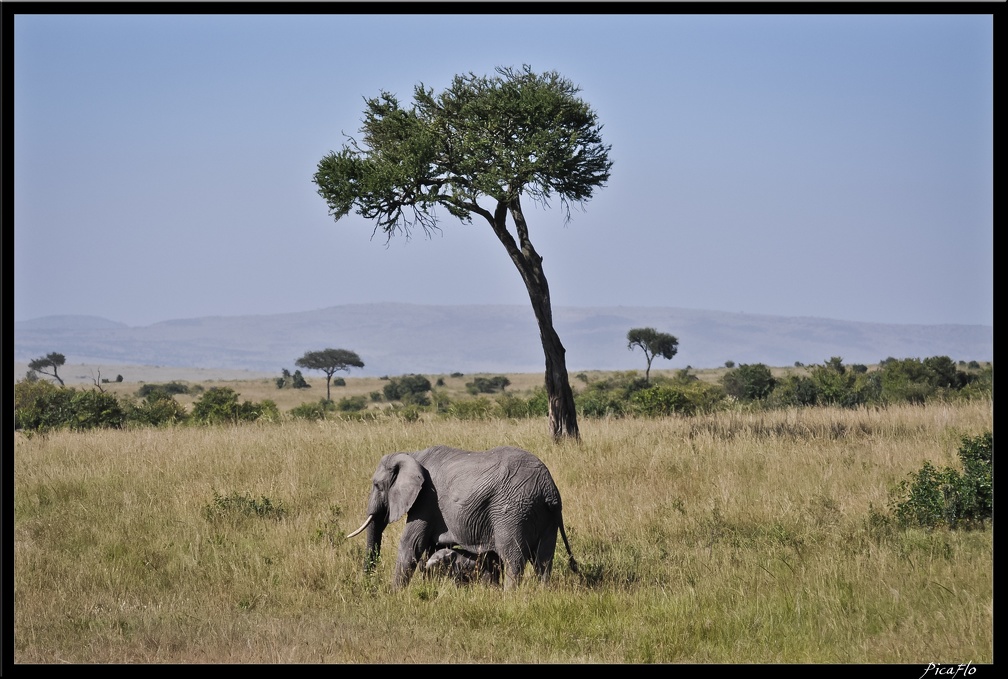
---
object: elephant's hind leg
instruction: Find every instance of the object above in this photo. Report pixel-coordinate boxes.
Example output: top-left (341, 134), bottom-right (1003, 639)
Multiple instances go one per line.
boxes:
top-left (498, 544), bottom-right (527, 590)
top-left (532, 529), bottom-right (559, 582)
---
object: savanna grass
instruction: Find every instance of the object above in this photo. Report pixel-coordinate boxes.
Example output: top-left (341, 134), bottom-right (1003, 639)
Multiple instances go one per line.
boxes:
top-left (14, 400), bottom-right (992, 663)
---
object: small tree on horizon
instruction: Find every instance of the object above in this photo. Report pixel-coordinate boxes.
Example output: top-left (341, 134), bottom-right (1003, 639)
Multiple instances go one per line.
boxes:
top-left (627, 328), bottom-right (679, 384)
top-left (28, 352), bottom-right (67, 386)
top-left (295, 348), bottom-right (364, 401)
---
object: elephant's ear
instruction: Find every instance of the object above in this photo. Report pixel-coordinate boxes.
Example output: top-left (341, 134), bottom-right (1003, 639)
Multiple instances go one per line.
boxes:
top-left (388, 454), bottom-right (425, 523)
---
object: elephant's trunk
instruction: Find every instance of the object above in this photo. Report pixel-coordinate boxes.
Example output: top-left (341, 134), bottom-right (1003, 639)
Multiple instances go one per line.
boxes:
top-left (363, 517), bottom-right (385, 572)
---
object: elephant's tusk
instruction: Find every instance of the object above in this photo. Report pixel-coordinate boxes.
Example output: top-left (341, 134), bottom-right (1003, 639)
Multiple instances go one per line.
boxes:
top-left (346, 514), bottom-right (374, 539)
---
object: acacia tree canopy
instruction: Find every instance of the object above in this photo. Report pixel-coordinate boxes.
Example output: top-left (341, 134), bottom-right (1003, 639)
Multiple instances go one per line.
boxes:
top-left (627, 328), bottom-right (679, 383)
top-left (313, 65), bottom-right (612, 440)
top-left (28, 352), bottom-right (67, 386)
top-left (295, 348), bottom-right (364, 401)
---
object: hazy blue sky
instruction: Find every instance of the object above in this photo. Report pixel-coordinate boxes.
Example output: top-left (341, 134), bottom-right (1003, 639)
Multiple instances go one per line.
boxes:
top-left (13, 11), bottom-right (993, 328)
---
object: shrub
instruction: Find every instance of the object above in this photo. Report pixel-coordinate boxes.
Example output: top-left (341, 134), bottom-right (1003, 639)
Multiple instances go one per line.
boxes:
top-left (289, 400), bottom-right (335, 421)
top-left (190, 387), bottom-right (266, 425)
top-left (337, 395), bottom-right (368, 412)
top-left (256, 400), bottom-right (281, 423)
top-left (889, 431), bottom-right (992, 530)
top-left (127, 393), bottom-right (189, 427)
top-left (721, 363), bottom-right (776, 402)
top-left (495, 393), bottom-right (538, 419)
top-left (14, 381), bottom-right (125, 432)
top-left (277, 368), bottom-right (312, 390)
top-left (383, 374), bottom-right (432, 401)
top-left (444, 397), bottom-right (494, 420)
top-left (524, 388), bottom-right (550, 417)
top-left (14, 379), bottom-right (75, 432)
top-left (393, 404), bottom-right (422, 422)
top-left (69, 390), bottom-right (126, 431)
top-left (136, 382), bottom-right (190, 398)
top-left (577, 390), bottom-right (626, 418)
top-left (410, 391), bottom-right (434, 407)
top-left (629, 385), bottom-right (695, 417)
top-left (465, 375), bottom-right (511, 394)
top-left (767, 374), bottom-right (819, 408)
top-left (807, 357), bottom-right (873, 408)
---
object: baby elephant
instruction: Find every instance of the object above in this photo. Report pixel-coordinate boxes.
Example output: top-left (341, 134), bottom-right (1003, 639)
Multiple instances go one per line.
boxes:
top-left (424, 547), bottom-right (502, 586)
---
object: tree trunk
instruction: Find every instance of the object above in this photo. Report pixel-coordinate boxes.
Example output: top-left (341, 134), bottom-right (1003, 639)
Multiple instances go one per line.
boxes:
top-left (488, 197), bottom-right (580, 441)
top-left (533, 298), bottom-right (580, 441)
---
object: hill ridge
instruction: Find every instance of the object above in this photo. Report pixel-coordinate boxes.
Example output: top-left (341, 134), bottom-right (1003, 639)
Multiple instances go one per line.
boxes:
top-left (14, 303), bottom-right (993, 378)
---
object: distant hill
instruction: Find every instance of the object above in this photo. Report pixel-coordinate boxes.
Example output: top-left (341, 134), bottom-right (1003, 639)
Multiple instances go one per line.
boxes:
top-left (12, 303), bottom-right (994, 378)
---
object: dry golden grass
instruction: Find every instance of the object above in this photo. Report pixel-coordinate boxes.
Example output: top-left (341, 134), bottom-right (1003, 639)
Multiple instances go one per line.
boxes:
top-left (13, 399), bottom-right (992, 663)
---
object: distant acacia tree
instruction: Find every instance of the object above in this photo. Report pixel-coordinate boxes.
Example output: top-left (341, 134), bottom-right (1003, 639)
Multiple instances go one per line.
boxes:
top-left (313, 65), bottom-right (612, 441)
top-left (295, 349), bottom-right (364, 401)
top-left (626, 328), bottom-right (679, 383)
top-left (28, 352), bottom-right (67, 386)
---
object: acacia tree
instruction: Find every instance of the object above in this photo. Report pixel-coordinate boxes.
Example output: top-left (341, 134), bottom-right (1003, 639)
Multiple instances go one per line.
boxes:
top-left (313, 65), bottom-right (612, 440)
top-left (295, 348), bottom-right (364, 401)
top-left (28, 352), bottom-right (67, 386)
top-left (627, 328), bottom-right (679, 384)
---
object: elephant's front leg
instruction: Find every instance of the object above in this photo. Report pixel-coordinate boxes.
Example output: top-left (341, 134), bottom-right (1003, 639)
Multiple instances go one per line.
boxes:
top-left (392, 519), bottom-right (433, 589)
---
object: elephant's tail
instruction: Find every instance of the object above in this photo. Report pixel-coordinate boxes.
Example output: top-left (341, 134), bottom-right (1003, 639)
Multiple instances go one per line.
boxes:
top-left (559, 516), bottom-right (578, 574)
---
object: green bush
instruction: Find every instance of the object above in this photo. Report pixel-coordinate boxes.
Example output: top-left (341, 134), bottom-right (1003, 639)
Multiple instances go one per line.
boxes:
top-left (289, 400), bottom-right (335, 421)
top-left (465, 375), bottom-right (511, 394)
top-left (136, 382), bottom-right (190, 398)
top-left (767, 374), bottom-right (819, 408)
top-left (444, 397), bottom-right (494, 420)
top-left (336, 395), bottom-right (368, 412)
top-left (401, 391), bottom-right (431, 407)
top-left (383, 374), bottom-right (432, 401)
top-left (190, 387), bottom-right (268, 425)
top-left (494, 393), bottom-right (537, 419)
top-left (14, 381), bottom-right (125, 432)
top-left (889, 431), bottom-right (992, 530)
top-left (277, 369), bottom-right (311, 390)
top-left (392, 404), bottom-right (422, 422)
top-left (14, 379), bottom-right (70, 432)
top-left (807, 357), bottom-right (875, 408)
top-left (721, 363), bottom-right (776, 402)
top-left (70, 389), bottom-right (128, 430)
top-left (524, 388), bottom-right (550, 417)
top-left (256, 399), bottom-right (281, 423)
top-left (629, 385), bottom-right (695, 417)
top-left (576, 389), bottom-right (627, 418)
top-left (127, 393), bottom-right (189, 427)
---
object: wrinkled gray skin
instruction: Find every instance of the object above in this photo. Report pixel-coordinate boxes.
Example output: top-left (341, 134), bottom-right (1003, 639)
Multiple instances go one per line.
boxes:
top-left (424, 547), bottom-right (502, 586)
top-left (347, 445), bottom-right (577, 590)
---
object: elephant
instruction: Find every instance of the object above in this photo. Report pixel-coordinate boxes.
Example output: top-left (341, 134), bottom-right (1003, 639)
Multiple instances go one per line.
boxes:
top-left (424, 547), bottom-right (502, 586)
top-left (347, 445), bottom-right (578, 590)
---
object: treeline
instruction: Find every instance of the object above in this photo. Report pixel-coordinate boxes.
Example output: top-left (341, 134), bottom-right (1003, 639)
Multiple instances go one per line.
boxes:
top-left (12, 355), bottom-right (992, 434)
